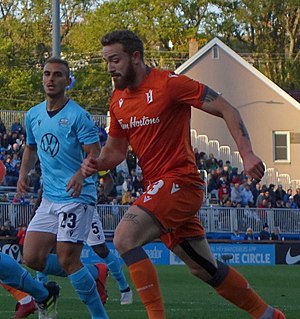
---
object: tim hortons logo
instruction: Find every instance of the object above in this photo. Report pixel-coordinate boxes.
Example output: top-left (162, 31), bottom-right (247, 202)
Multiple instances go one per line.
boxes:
top-left (118, 116), bottom-right (160, 130)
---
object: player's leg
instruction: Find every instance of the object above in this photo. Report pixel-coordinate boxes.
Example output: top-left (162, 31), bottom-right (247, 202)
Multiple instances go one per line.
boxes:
top-left (92, 243), bottom-right (133, 305)
top-left (173, 237), bottom-right (285, 319)
top-left (88, 209), bottom-right (133, 305)
top-left (0, 252), bottom-right (59, 307)
top-left (114, 204), bottom-right (164, 319)
top-left (56, 202), bottom-right (108, 319)
top-left (22, 199), bottom-right (59, 272)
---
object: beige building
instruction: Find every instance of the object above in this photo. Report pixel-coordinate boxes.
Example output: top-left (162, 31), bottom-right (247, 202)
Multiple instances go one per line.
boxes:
top-left (176, 38), bottom-right (300, 189)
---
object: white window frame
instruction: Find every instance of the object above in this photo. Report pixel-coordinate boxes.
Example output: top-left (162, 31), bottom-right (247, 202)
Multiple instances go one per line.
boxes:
top-left (273, 131), bottom-right (290, 162)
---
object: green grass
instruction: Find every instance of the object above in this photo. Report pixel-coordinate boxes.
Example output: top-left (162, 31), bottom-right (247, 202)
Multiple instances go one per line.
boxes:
top-left (1, 265), bottom-right (299, 319)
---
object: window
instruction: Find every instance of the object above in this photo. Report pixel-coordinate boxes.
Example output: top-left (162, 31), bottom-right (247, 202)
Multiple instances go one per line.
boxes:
top-left (212, 46), bottom-right (219, 60)
top-left (273, 131), bottom-right (290, 162)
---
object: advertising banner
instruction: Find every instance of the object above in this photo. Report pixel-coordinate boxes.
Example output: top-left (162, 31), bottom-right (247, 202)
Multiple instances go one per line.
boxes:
top-left (275, 242), bottom-right (300, 265)
top-left (209, 243), bottom-right (275, 265)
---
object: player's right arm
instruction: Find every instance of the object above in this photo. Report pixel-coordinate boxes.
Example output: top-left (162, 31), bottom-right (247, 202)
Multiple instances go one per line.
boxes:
top-left (17, 144), bottom-right (38, 195)
top-left (81, 135), bottom-right (128, 178)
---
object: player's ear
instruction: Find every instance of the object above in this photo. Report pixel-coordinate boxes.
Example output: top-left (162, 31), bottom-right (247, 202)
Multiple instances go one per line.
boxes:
top-left (132, 51), bottom-right (141, 64)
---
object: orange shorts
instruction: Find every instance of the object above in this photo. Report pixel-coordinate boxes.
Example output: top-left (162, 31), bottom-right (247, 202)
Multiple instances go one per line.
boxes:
top-left (134, 178), bottom-right (205, 250)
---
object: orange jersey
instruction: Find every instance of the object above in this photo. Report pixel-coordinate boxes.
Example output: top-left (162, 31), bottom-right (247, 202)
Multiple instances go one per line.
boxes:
top-left (109, 68), bottom-right (206, 184)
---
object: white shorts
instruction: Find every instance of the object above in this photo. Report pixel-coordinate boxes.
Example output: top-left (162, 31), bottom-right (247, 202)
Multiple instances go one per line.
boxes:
top-left (28, 198), bottom-right (94, 244)
top-left (86, 208), bottom-right (106, 246)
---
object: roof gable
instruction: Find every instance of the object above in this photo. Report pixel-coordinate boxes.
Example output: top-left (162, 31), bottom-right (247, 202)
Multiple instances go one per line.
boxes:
top-left (176, 37), bottom-right (300, 111)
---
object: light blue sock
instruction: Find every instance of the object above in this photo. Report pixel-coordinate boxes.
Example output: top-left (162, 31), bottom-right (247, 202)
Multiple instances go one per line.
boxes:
top-left (36, 270), bottom-right (48, 283)
top-left (85, 263), bottom-right (98, 279)
top-left (104, 251), bottom-right (129, 291)
top-left (0, 252), bottom-right (48, 302)
top-left (68, 266), bottom-right (108, 319)
top-left (43, 253), bottom-right (67, 277)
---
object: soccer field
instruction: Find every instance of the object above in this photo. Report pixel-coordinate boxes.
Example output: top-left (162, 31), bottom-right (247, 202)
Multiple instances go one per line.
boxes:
top-left (0, 265), bottom-right (299, 319)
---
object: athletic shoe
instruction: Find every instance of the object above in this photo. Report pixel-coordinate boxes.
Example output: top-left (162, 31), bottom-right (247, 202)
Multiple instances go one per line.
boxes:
top-left (13, 298), bottom-right (37, 318)
top-left (37, 281), bottom-right (60, 319)
top-left (120, 288), bottom-right (133, 305)
top-left (95, 263), bottom-right (108, 305)
top-left (273, 309), bottom-right (286, 319)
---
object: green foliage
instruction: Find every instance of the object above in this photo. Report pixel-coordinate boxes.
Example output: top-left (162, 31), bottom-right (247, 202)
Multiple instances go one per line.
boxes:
top-left (0, 0), bottom-right (299, 112)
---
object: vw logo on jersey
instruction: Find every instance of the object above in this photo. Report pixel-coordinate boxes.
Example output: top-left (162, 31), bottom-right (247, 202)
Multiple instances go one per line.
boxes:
top-left (41, 133), bottom-right (60, 157)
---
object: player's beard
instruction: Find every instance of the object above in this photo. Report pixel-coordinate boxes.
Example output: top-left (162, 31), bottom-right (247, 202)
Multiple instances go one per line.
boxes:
top-left (113, 61), bottom-right (136, 90)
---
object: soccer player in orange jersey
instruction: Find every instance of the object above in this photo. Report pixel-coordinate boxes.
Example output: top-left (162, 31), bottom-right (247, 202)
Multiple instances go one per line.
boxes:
top-left (81, 30), bottom-right (285, 319)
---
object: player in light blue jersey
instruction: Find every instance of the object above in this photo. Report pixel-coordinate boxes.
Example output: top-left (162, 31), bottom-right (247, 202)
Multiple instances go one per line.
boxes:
top-left (17, 57), bottom-right (108, 319)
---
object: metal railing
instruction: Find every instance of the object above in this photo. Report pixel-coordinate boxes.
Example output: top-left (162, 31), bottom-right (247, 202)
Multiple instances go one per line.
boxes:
top-left (1, 202), bottom-right (299, 234)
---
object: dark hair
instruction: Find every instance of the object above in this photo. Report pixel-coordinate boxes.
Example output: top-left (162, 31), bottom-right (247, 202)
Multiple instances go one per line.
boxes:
top-left (101, 30), bottom-right (144, 60)
top-left (44, 56), bottom-right (70, 78)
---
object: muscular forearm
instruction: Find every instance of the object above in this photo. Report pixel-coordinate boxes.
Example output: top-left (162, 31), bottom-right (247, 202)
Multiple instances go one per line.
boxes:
top-left (201, 92), bottom-right (253, 160)
top-left (19, 145), bottom-right (38, 177)
top-left (97, 145), bottom-right (126, 171)
top-left (221, 100), bottom-right (253, 160)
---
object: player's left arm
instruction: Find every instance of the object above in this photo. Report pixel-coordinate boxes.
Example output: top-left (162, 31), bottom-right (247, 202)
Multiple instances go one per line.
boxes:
top-left (199, 86), bottom-right (265, 180)
top-left (66, 142), bottom-right (101, 197)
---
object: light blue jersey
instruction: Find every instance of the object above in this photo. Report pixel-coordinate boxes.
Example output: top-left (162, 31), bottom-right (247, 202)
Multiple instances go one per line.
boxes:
top-left (26, 99), bottom-right (99, 204)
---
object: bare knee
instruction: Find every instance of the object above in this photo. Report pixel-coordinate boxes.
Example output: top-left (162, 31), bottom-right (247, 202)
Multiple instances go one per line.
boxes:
top-left (23, 252), bottom-right (47, 271)
top-left (113, 231), bottom-right (135, 254)
top-left (92, 243), bottom-right (109, 259)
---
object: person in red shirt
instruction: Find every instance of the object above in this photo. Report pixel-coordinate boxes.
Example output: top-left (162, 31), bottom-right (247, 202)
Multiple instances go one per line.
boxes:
top-left (16, 225), bottom-right (27, 256)
top-left (81, 30), bottom-right (285, 319)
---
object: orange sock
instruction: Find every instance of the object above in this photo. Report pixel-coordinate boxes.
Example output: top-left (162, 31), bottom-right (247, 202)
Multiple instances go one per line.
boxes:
top-left (128, 258), bottom-right (165, 319)
top-left (216, 266), bottom-right (268, 318)
top-left (0, 282), bottom-right (29, 301)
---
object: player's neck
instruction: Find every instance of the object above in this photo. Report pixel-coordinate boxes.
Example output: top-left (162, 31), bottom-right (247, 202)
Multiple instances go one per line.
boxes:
top-left (128, 64), bottom-right (151, 90)
top-left (46, 95), bottom-right (69, 111)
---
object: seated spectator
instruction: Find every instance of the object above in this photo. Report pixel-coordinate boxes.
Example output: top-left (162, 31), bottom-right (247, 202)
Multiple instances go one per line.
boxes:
top-left (230, 229), bottom-right (244, 242)
top-left (244, 227), bottom-right (255, 240)
top-left (0, 225), bottom-right (8, 236)
top-left (197, 157), bottom-right (207, 171)
top-left (205, 153), bottom-right (218, 172)
top-left (126, 145), bottom-right (137, 173)
top-left (230, 183), bottom-right (243, 205)
top-left (250, 181), bottom-right (261, 206)
top-left (122, 190), bottom-right (132, 205)
top-left (98, 123), bottom-right (108, 147)
top-left (0, 193), bottom-right (9, 202)
top-left (0, 148), bottom-right (6, 162)
top-left (283, 188), bottom-right (293, 205)
top-left (293, 188), bottom-right (300, 208)
top-left (4, 156), bottom-right (19, 186)
top-left (268, 184), bottom-right (277, 207)
top-left (97, 184), bottom-right (109, 204)
top-left (271, 226), bottom-right (282, 241)
top-left (207, 169), bottom-right (220, 202)
top-left (259, 223), bottom-right (271, 240)
top-left (11, 116), bottom-right (24, 134)
top-left (218, 180), bottom-right (230, 205)
top-left (193, 147), bottom-right (201, 165)
top-left (275, 199), bottom-right (285, 208)
top-left (3, 220), bottom-right (17, 237)
top-left (275, 184), bottom-right (286, 202)
top-left (285, 196), bottom-right (298, 209)
top-left (241, 183), bottom-right (254, 207)
top-left (122, 175), bottom-right (133, 194)
top-left (255, 190), bottom-right (264, 207)
top-left (133, 173), bottom-right (144, 197)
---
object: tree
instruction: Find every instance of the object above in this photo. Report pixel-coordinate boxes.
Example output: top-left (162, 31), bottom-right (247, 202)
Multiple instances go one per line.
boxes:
top-left (209, 0), bottom-right (300, 90)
